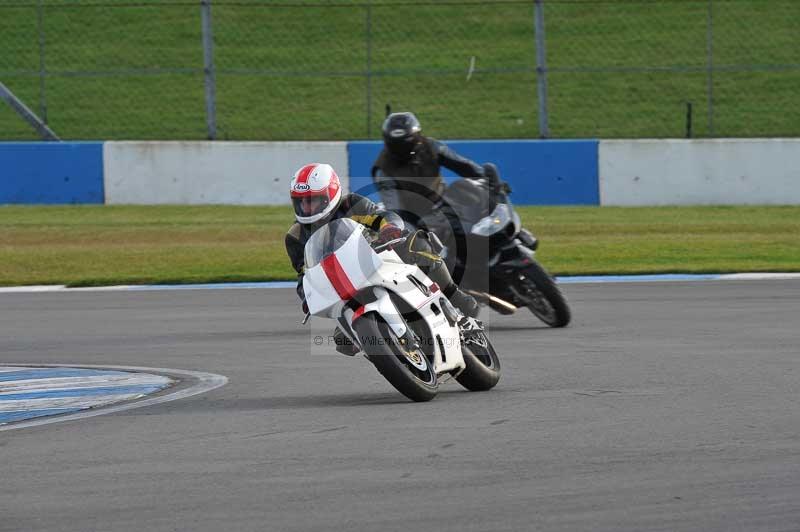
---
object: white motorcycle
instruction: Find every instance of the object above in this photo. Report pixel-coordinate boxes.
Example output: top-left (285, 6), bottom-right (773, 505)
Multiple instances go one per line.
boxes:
top-left (302, 218), bottom-right (501, 402)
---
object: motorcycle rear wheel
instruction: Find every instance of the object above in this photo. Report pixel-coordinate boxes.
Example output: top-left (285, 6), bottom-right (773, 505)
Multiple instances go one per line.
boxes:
top-left (355, 314), bottom-right (439, 402)
top-left (517, 261), bottom-right (571, 328)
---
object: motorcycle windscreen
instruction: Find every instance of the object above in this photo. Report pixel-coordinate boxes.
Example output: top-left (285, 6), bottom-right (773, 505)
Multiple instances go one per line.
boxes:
top-left (441, 179), bottom-right (494, 224)
top-left (303, 218), bottom-right (384, 315)
top-left (304, 218), bottom-right (370, 268)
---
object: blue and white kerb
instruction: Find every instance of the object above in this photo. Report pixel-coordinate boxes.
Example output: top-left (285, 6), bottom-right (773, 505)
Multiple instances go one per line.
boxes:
top-left (0, 366), bottom-right (173, 425)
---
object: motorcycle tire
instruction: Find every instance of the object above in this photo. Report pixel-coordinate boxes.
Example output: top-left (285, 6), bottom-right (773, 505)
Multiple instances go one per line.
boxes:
top-left (517, 260), bottom-right (571, 328)
top-left (455, 334), bottom-right (501, 392)
top-left (355, 314), bottom-right (439, 402)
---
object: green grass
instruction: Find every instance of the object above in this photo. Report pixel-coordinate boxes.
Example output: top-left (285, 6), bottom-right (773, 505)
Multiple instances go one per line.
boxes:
top-left (1, 0), bottom-right (798, 140)
top-left (1, 205), bottom-right (798, 287)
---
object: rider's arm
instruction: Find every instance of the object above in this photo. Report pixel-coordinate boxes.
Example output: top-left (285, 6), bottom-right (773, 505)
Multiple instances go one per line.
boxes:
top-left (433, 139), bottom-right (486, 179)
top-left (342, 193), bottom-right (405, 233)
top-left (284, 225), bottom-right (307, 302)
top-left (371, 166), bottom-right (402, 212)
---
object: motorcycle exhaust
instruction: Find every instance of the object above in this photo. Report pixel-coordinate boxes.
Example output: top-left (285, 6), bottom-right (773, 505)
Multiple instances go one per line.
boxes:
top-left (466, 290), bottom-right (516, 315)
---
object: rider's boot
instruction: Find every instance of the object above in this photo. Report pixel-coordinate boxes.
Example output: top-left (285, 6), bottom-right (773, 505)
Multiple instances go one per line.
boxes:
top-left (333, 327), bottom-right (359, 356)
top-left (445, 284), bottom-right (480, 318)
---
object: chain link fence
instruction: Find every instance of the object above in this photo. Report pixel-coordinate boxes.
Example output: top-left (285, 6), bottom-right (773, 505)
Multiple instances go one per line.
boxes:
top-left (1, 0), bottom-right (798, 141)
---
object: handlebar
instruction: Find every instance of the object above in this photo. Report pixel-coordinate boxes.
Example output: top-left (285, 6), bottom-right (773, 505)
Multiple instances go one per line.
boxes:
top-left (373, 236), bottom-right (407, 252)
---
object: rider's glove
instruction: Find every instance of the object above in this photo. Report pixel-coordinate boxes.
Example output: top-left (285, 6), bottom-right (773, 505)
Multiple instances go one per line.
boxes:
top-left (377, 224), bottom-right (403, 249)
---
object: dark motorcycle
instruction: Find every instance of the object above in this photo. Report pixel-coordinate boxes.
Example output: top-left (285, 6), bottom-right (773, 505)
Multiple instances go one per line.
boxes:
top-left (420, 164), bottom-right (571, 327)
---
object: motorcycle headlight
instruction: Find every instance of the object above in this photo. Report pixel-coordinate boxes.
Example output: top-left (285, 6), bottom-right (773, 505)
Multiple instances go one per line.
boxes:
top-left (471, 204), bottom-right (512, 236)
top-left (471, 215), bottom-right (505, 236)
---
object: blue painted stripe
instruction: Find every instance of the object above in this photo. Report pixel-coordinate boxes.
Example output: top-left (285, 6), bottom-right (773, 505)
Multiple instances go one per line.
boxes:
top-left (0, 368), bottom-right (130, 382)
top-left (0, 408), bottom-right (83, 424)
top-left (0, 384), bottom-right (165, 401)
top-left (556, 274), bottom-right (722, 284)
top-left (2, 273), bottom-right (797, 295)
top-left (126, 274), bottom-right (730, 289)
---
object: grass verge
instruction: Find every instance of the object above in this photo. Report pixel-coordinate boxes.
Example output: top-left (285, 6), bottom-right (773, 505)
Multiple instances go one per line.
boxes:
top-left (1, 204), bottom-right (799, 287)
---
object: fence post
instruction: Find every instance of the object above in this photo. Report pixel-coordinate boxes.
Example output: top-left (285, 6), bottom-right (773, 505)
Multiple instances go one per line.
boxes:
top-left (36, 0), bottom-right (48, 123)
top-left (534, 0), bottom-right (550, 138)
top-left (201, 0), bottom-right (218, 140)
top-left (366, 4), bottom-right (373, 138)
top-left (706, 0), bottom-right (714, 136)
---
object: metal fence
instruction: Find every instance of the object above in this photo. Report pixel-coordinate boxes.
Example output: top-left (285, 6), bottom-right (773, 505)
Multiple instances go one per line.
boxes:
top-left (2, 0), bottom-right (799, 141)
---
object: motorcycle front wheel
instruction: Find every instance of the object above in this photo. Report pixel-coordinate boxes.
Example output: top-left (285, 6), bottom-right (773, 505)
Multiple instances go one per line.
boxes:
top-left (355, 314), bottom-right (438, 402)
top-left (455, 333), bottom-right (501, 392)
top-left (516, 260), bottom-right (571, 328)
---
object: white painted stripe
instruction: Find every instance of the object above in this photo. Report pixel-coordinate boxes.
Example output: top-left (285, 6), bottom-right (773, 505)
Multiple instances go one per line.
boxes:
top-left (0, 367), bottom-right (31, 373)
top-left (0, 285), bottom-right (67, 293)
top-left (0, 282), bottom-right (294, 293)
top-left (1, 273), bottom-right (799, 294)
top-left (717, 273), bottom-right (800, 281)
top-left (0, 374), bottom-right (172, 392)
top-left (0, 365), bottom-right (227, 432)
top-left (0, 382), bottom-right (166, 396)
top-left (0, 393), bottom-right (149, 412)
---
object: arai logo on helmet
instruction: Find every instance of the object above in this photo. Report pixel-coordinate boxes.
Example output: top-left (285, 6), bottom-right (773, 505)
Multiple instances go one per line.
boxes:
top-left (390, 129), bottom-right (407, 138)
top-left (294, 183), bottom-right (311, 191)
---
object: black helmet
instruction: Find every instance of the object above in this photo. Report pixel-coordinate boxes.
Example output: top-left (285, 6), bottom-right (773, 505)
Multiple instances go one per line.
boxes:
top-left (382, 112), bottom-right (421, 160)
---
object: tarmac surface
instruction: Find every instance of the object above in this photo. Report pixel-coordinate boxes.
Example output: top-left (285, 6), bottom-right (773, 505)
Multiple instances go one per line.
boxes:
top-left (1, 280), bottom-right (799, 532)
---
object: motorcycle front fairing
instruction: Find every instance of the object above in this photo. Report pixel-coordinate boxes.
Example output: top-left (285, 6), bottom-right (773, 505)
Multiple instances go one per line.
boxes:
top-left (302, 218), bottom-right (466, 375)
top-left (302, 220), bottom-right (383, 318)
top-left (471, 203), bottom-right (520, 238)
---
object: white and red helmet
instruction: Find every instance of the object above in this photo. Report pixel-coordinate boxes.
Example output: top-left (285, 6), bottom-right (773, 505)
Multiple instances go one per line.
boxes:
top-left (290, 163), bottom-right (342, 224)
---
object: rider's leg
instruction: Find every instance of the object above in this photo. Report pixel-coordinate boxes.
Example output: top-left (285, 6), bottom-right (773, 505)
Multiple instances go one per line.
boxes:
top-left (398, 230), bottom-right (480, 318)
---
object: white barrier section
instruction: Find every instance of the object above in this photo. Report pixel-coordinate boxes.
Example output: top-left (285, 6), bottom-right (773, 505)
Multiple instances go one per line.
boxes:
top-left (599, 139), bottom-right (800, 206)
top-left (104, 141), bottom-right (349, 204)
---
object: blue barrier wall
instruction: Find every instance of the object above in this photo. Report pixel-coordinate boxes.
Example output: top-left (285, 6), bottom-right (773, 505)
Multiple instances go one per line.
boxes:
top-left (0, 143), bottom-right (104, 204)
top-left (348, 139), bottom-right (599, 205)
top-left (1, 140), bottom-right (598, 205)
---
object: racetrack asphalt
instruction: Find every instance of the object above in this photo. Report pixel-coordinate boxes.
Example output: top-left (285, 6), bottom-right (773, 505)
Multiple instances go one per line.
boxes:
top-left (1, 280), bottom-right (799, 532)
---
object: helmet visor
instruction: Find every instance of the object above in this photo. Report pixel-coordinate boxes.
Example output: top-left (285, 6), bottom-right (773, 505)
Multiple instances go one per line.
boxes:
top-left (384, 134), bottom-right (416, 159)
top-left (292, 194), bottom-right (330, 219)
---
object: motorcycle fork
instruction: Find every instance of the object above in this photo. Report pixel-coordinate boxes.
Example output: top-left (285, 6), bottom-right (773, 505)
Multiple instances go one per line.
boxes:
top-left (484, 241), bottom-right (534, 302)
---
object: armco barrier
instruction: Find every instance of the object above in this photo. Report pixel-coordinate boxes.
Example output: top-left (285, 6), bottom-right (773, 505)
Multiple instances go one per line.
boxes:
top-left (104, 141), bottom-right (349, 205)
top-left (348, 140), bottom-right (600, 205)
top-left (599, 139), bottom-right (800, 206)
top-left (0, 142), bottom-right (104, 204)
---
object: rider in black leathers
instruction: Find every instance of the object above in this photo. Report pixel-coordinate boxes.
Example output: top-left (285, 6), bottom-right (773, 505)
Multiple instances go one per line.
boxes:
top-left (371, 112), bottom-right (488, 227)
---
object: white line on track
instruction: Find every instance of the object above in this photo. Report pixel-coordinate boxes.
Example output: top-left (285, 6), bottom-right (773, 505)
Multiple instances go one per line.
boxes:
top-left (1, 273), bottom-right (799, 293)
top-left (0, 364), bottom-right (228, 432)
